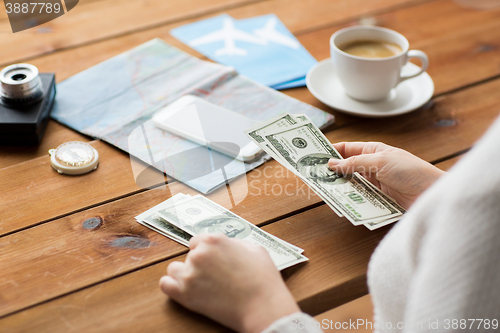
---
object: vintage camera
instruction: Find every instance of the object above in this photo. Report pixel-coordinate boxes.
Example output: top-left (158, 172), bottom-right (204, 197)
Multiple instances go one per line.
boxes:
top-left (0, 64), bottom-right (56, 145)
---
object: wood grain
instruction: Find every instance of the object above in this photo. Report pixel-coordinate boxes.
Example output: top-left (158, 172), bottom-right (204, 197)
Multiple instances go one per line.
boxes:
top-left (2, 74), bottom-right (499, 239)
top-left (0, 151), bottom-right (468, 329)
top-left (0, 158), bottom-right (324, 317)
top-left (17, 0), bottom-right (430, 83)
top-left (435, 154), bottom-right (464, 171)
top-left (8, 0), bottom-right (498, 166)
top-left (1, 1), bottom-right (500, 331)
top-left (0, 73), bottom-right (495, 316)
top-left (0, 140), bottom-right (168, 237)
top-left (314, 294), bottom-right (374, 333)
top-left (0, 205), bottom-right (388, 332)
top-left (0, 0), bottom-right (265, 64)
top-left (0, 141), bottom-right (471, 327)
top-left (0, 0), bottom-right (426, 167)
top-left (0, 0), bottom-right (425, 66)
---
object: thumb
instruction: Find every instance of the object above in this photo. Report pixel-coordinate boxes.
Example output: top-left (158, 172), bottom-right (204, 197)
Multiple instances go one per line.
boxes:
top-left (328, 154), bottom-right (382, 176)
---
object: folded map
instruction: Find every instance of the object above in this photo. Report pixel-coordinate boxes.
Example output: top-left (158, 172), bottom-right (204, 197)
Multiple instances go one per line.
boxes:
top-left (51, 39), bottom-right (333, 194)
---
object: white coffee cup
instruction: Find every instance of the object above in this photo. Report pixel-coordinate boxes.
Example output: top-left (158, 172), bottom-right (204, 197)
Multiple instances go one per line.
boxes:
top-left (330, 26), bottom-right (428, 102)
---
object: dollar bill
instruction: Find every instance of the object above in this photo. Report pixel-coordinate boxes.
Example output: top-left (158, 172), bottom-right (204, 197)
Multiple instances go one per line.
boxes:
top-left (293, 114), bottom-right (311, 122)
top-left (289, 116), bottom-right (405, 224)
top-left (246, 113), bottom-right (344, 218)
top-left (135, 193), bottom-right (193, 245)
top-left (354, 174), bottom-right (406, 230)
top-left (156, 194), bottom-right (308, 270)
top-left (355, 174), bottom-right (406, 215)
top-left (137, 193), bottom-right (304, 254)
top-left (247, 114), bottom-right (402, 224)
top-left (363, 215), bottom-right (402, 230)
top-left (247, 113), bottom-right (299, 145)
top-left (138, 215), bottom-right (191, 246)
top-left (246, 113), bottom-right (300, 167)
top-left (261, 121), bottom-right (403, 225)
top-left (246, 114), bottom-right (405, 228)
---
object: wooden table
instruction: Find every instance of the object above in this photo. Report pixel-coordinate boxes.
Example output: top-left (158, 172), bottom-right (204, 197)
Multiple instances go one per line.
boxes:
top-left (1, 0), bottom-right (500, 331)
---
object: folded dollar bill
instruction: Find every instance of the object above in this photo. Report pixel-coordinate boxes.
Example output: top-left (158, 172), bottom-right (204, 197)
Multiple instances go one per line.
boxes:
top-left (135, 193), bottom-right (193, 246)
top-left (136, 193), bottom-right (307, 270)
top-left (246, 113), bottom-right (405, 230)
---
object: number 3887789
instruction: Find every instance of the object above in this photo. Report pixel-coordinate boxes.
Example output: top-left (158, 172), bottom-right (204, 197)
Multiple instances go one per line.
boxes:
top-left (5, 2), bottom-right (62, 14)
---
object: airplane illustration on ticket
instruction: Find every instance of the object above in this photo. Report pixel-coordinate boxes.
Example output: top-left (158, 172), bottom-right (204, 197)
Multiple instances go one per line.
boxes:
top-left (170, 14), bottom-right (317, 88)
top-left (187, 16), bottom-right (301, 56)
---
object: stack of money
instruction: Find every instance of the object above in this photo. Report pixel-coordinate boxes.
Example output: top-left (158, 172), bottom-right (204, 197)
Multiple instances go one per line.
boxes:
top-left (135, 193), bottom-right (308, 270)
top-left (245, 113), bottom-right (406, 230)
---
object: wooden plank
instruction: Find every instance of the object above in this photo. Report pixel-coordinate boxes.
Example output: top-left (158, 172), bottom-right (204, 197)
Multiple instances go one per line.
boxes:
top-left (0, 121), bottom-right (90, 169)
top-left (0, 158), bottom-right (323, 317)
top-left (4, 0), bottom-right (498, 168)
top-left (1, 75), bottom-right (498, 317)
top-left (0, 153), bottom-right (468, 328)
top-left (0, 0), bottom-right (426, 168)
top-left (1, 77), bottom-right (497, 328)
top-left (2, 69), bottom-right (499, 240)
top-left (283, 88), bottom-right (360, 129)
top-left (0, 204), bottom-right (388, 332)
top-left (298, 0), bottom-right (500, 96)
top-left (0, 113), bottom-right (473, 326)
top-left (5, 0), bottom-right (499, 99)
top-left (12, 0), bottom-right (429, 81)
top-left (0, 0), bottom-right (426, 66)
top-left (435, 154), bottom-right (464, 171)
top-left (0, 140), bottom-right (168, 237)
top-left (1, 1), bottom-right (497, 331)
top-left (8, 0), bottom-right (496, 164)
top-left (0, 152), bottom-right (472, 330)
top-left (314, 294), bottom-right (374, 332)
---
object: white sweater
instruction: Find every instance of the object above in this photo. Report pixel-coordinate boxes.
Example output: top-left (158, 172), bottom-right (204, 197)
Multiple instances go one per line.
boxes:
top-left (263, 117), bottom-right (500, 333)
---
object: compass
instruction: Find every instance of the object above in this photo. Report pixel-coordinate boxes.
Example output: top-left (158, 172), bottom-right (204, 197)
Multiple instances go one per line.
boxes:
top-left (49, 141), bottom-right (99, 175)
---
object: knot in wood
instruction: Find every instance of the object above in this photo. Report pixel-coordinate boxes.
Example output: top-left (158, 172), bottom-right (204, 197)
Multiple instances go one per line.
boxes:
top-left (83, 217), bottom-right (103, 230)
top-left (111, 236), bottom-right (150, 249)
top-left (435, 119), bottom-right (457, 127)
top-left (476, 44), bottom-right (496, 53)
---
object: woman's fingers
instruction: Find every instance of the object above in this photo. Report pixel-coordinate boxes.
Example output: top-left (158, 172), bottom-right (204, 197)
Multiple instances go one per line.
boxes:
top-left (329, 153), bottom-right (385, 176)
top-left (189, 233), bottom-right (227, 250)
top-left (188, 234), bottom-right (204, 250)
top-left (163, 261), bottom-right (186, 295)
top-left (332, 142), bottom-right (387, 158)
top-left (159, 275), bottom-right (182, 299)
top-left (332, 142), bottom-right (365, 157)
top-left (167, 261), bottom-right (185, 277)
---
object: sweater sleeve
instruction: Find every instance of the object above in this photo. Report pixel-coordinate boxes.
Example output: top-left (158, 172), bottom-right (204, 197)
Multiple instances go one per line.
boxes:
top-left (368, 116), bottom-right (500, 333)
top-left (401, 182), bottom-right (500, 332)
top-left (261, 312), bottom-right (324, 333)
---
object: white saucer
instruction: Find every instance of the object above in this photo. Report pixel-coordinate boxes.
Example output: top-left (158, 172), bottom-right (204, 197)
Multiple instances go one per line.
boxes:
top-left (306, 59), bottom-right (434, 118)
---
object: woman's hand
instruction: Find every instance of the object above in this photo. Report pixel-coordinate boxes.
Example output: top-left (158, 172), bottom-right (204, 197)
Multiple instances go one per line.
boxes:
top-left (329, 142), bottom-right (445, 209)
top-left (160, 234), bottom-right (299, 333)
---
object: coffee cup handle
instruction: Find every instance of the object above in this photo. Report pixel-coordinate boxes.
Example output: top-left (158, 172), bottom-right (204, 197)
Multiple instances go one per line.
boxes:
top-left (399, 50), bottom-right (429, 83)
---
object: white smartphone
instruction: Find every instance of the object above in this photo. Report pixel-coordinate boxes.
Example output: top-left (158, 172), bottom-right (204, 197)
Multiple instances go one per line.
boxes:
top-left (152, 95), bottom-right (263, 162)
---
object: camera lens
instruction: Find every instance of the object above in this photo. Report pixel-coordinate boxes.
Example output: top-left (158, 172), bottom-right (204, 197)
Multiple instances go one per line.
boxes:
top-left (0, 64), bottom-right (43, 106)
top-left (12, 74), bottom-right (27, 81)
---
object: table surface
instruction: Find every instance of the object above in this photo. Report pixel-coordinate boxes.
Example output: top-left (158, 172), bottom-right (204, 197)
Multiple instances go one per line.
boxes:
top-left (1, 0), bottom-right (500, 331)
